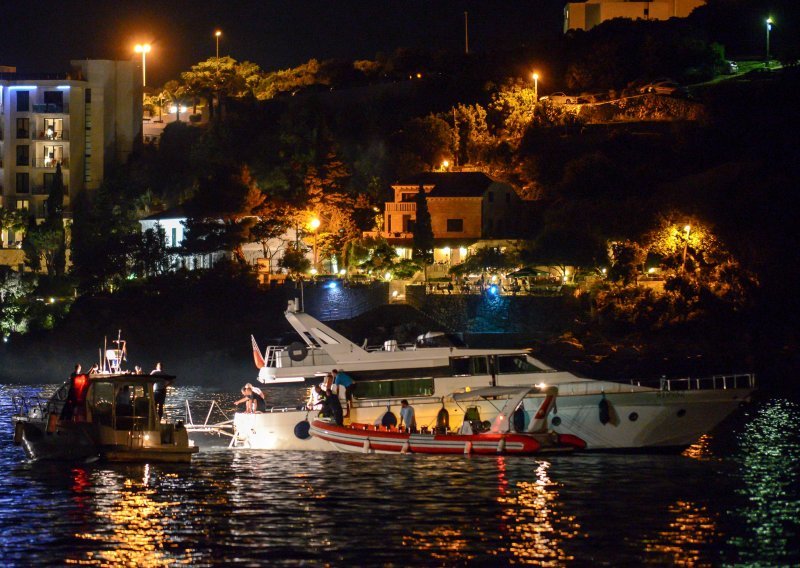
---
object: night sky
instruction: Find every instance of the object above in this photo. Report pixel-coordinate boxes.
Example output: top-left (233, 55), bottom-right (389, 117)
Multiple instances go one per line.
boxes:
top-left (2, 1), bottom-right (564, 85)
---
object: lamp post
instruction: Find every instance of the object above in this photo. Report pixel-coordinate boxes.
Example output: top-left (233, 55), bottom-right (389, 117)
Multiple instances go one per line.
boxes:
top-left (134, 43), bottom-right (151, 87)
top-left (215, 30), bottom-right (222, 66)
top-left (765, 17), bottom-right (773, 64)
top-left (309, 217), bottom-right (321, 271)
top-left (532, 72), bottom-right (539, 102)
top-left (681, 224), bottom-right (691, 271)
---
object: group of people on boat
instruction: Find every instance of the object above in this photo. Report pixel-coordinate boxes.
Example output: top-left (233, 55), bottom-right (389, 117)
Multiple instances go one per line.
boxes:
top-left (68, 361), bottom-right (173, 419)
top-left (235, 383), bottom-right (266, 413)
top-left (303, 369), bottom-right (354, 425)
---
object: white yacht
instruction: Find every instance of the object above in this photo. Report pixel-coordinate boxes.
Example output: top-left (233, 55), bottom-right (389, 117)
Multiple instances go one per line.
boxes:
top-left (191, 300), bottom-right (754, 452)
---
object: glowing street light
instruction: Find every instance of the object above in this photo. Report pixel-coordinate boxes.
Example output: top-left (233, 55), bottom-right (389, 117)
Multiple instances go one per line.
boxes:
top-left (532, 72), bottom-right (539, 102)
top-left (765, 17), bottom-right (773, 64)
top-left (215, 30), bottom-right (222, 60)
top-left (134, 43), bottom-right (152, 87)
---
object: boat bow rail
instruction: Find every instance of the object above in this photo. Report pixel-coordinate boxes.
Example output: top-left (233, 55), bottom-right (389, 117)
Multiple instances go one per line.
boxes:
top-left (653, 373), bottom-right (755, 391)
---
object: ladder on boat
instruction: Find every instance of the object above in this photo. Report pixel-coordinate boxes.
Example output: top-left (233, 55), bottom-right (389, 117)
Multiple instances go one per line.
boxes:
top-left (183, 399), bottom-right (235, 440)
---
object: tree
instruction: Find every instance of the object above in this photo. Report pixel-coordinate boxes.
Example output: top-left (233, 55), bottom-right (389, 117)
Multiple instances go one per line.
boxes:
top-left (180, 56), bottom-right (263, 118)
top-left (608, 240), bottom-right (647, 287)
top-left (45, 163), bottom-right (66, 277)
top-left (69, 178), bottom-right (141, 293)
top-left (453, 103), bottom-right (492, 165)
top-left (398, 115), bottom-right (453, 170)
top-left (279, 248), bottom-right (311, 277)
top-left (0, 207), bottom-right (26, 241)
top-left (489, 80), bottom-right (537, 140)
top-left (250, 210), bottom-right (291, 274)
top-left (21, 215), bottom-right (41, 272)
top-left (188, 165), bottom-right (266, 264)
top-left (412, 187), bottom-right (434, 272)
top-left (133, 225), bottom-right (170, 277)
top-left (450, 246), bottom-right (517, 280)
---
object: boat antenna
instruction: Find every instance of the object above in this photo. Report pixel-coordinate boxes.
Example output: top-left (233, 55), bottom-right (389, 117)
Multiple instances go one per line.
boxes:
top-left (103, 336), bottom-right (108, 373)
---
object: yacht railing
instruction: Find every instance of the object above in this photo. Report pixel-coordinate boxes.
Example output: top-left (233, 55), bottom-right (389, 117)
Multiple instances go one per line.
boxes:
top-left (183, 399), bottom-right (234, 437)
top-left (655, 373), bottom-right (756, 391)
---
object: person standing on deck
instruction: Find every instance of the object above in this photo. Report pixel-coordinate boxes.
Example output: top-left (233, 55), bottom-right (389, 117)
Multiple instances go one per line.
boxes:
top-left (399, 399), bottom-right (416, 433)
top-left (332, 369), bottom-right (354, 417)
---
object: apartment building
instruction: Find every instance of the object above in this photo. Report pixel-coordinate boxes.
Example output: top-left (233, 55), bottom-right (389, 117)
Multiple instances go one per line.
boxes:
top-left (0, 60), bottom-right (141, 248)
top-left (564, 0), bottom-right (705, 32)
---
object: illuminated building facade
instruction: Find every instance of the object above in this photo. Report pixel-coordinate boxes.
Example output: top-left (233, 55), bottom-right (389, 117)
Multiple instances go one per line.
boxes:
top-left (0, 60), bottom-right (141, 248)
top-left (564, 0), bottom-right (705, 32)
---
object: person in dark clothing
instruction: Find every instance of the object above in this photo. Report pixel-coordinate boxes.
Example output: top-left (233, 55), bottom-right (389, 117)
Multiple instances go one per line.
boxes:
top-left (153, 375), bottom-right (173, 420)
top-left (324, 388), bottom-right (344, 426)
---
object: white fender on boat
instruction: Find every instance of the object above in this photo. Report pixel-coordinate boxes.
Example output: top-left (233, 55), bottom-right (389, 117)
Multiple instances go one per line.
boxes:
top-left (401, 440), bottom-right (410, 454)
top-left (497, 437), bottom-right (506, 453)
top-left (464, 441), bottom-right (472, 455)
top-left (362, 437), bottom-right (371, 454)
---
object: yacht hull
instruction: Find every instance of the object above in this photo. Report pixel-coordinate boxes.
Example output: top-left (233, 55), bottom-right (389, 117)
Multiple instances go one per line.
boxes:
top-left (217, 387), bottom-right (751, 451)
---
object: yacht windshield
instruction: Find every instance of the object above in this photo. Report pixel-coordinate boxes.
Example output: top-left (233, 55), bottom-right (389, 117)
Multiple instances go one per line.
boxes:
top-left (416, 332), bottom-right (465, 348)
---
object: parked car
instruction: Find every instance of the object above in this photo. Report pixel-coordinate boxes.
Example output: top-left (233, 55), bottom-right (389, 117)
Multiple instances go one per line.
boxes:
top-left (638, 80), bottom-right (689, 97)
top-left (540, 92), bottom-right (578, 104)
top-left (721, 60), bottom-right (739, 74)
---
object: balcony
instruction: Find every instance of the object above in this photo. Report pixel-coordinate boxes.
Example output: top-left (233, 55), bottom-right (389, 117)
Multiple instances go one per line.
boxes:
top-left (32, 103), bottom-right (69, 114)
top-left (363, 230), bottom-right (414, 240)
top-left (386, 202), bottom-right (417, 213)
top-left (32, 184), bottom-right (69, 196)
top-left (34, 130), bottom-right (69, 141)
top-left (33, 157), bottom-right (69, 169)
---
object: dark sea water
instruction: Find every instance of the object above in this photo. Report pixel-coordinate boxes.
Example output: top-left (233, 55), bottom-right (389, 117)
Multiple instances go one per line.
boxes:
top-left (1, 383), bottom-right (798, 567)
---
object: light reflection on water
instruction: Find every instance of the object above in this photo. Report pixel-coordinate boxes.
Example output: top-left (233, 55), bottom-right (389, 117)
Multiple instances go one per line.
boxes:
top-left (0, 384), bottom-right (798, 566)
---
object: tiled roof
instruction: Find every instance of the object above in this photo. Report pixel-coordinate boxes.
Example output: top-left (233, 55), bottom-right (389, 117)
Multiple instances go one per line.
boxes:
top-left (393, 172), bottom-right (497, 198)
top-left (141, 205), bottom-right (188, 221)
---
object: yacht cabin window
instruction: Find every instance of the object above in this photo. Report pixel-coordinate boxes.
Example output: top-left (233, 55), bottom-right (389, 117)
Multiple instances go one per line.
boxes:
top-left (450, 356), bottom-right (489, 376)
top-left (355, 378), bottom-right (434, 399)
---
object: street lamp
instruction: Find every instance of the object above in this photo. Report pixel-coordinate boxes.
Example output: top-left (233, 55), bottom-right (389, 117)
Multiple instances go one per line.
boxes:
top-left (532, 72), bottom-right (539, 102)
top-left (681, 224), bottom-right (691, 271)
top-left (134, 43), bottom-right (151, 87)
top-left (215, 30), bottom-right (222, 63)
top-left (765, 17), bottom-right (773, 64)
top-left (309, 217), bottom-right (321, 271)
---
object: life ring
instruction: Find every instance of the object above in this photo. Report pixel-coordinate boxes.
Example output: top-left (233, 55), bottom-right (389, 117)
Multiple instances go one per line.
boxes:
top-left (380, 411), bottom-right (397, 427)
top-left (294, 420), bottom-right (311, 440)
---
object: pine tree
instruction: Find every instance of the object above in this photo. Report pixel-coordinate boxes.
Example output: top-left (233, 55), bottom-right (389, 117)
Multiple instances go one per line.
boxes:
top-left (412, 185), bottom-right (434, 273)
top-left (46, 163), bottom-right (66, 277)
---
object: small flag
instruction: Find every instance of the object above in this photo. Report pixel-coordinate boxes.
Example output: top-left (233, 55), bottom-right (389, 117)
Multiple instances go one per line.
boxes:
top-left (251, 335), bottom-right (266, 369)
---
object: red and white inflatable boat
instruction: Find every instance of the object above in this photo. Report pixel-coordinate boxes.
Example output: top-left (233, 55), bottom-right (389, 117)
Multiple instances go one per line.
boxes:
top-left (309, 386), bottom-right (586, 455)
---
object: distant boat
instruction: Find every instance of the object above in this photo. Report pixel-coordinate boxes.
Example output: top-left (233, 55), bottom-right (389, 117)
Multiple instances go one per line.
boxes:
top-left (12, 334), bottom-right (198, 463)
